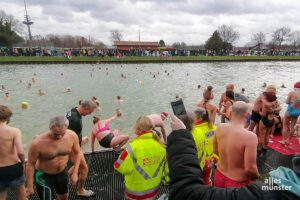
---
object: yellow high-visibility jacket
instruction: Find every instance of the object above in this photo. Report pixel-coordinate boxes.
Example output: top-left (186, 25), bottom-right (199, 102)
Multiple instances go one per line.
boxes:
top-left (114, 132), bottom-right (166, 200)
top-left (191, 121), bottom-right (218, 169)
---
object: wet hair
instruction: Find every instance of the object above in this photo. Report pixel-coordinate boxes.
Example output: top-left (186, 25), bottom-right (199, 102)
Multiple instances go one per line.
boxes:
top-left (203, 86), bottom-right (213, 100)
top-left (135, 116), bottom-right (165, 147)
top-left (80, 100), bottom-right (97, 109)
top-left (93, 116), bottom-right (100, 124)
top-left (194, 108), bottom-right (213, 128)
top-left (178, 113), bottom-right (194, 131)
top-left (78, 100), bottom-right (82, 105)
top-left (226, 90), bottom-right (235, 100)
top-left (49, 116), bottom-right (69, 129)
top-left (242, 88), bottom-right (245, 92)
top-left (5, 92), bottom-right (9, 95)
top-left (117, 96), bottom-right (121, 100)
top-left (265, 92), bottom-right (277, 102)
top-left (0, 105), bottom-right (12, 122)
top-left (232, 101), bottom-right (248, 117)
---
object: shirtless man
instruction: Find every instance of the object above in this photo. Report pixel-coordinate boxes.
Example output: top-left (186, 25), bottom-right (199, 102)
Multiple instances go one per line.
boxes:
top-left (213, 101), bottom-right (259, 188)
top-left (248, 86), bottom-right (277, 135)
top-left (0, 106), bottom-right (26, 200)
top-left (147, 112), bottom-right (168, 143)
top-left (281, 82), bottom-right (300, 145)
top-left (26, 116), bottom-right (81, 200)
top-left (219, 84), bottom-right (234, 123)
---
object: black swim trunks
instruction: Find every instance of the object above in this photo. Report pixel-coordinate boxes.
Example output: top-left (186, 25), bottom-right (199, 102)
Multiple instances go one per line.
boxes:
top-left (0, 162), bottom-right (25, 191)
top-left (251, 111), bottom-right (262, 123)
top-left (261, 116), bottom-right (274, 128)
top-left (99, 132), bottom-right (114, 148)
top-left (35, 168), bottom-right (69, 200)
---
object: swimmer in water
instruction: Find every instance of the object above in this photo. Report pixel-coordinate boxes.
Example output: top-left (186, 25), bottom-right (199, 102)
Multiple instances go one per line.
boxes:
top-left (4, 92), bottom-right (10, 101)
top-left (262, 82), bottom-right (267, 87)
top-left (32, 77), bottom-right (35, 83)
top-left (1, 85), bottom-right (6, 90)
top-left (27, 83), bottom-right (32, 88)
top-left (64, 87), bottom-right (72, 93)
top-left (19, 79), bottom-right (23, 83)
top-left (21, 102), bottom-right (29, 109)
top-left (37, 89), bottom-right (46, 96)
top-left (115, 96), bottom-right (124, 104)
top-left (175, 96), bottom-right (180, 100)
top-left (153, 75), bottom-right (156, 78)
top-left (61, 73), bottom-right (64, 76)
top-left (198, 85), bottom-right (201, 89)
top-left (281, 84), bottom-right (286, 88)
top-left (241, 88), bottom-right (245, 94)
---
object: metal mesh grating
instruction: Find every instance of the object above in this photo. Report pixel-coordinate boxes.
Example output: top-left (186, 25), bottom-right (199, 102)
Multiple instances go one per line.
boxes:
top-left (7, 149), bottom-right (169, 200)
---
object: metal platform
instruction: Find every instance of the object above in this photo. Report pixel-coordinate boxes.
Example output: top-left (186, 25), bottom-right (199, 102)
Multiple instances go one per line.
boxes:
top-left (7, 147), bottom-right (293, 200)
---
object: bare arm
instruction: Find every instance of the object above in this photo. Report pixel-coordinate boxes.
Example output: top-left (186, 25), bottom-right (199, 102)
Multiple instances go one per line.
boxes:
top-left (219, 94), bottom-right (224, 110)
top-left (160, 123), bottom-right (167, 143)
top-left (213, 128), bottom-right (219, 156)
top-left (71, 133), bottom-right (81, 179)
top-left (103, 114), bottom-right (118, 125)
top-left (14, 128), bottom-right (25, 164)
top-left (26, 142), bottom-right (39, 196)
top-left (91, 131), bottom-right (96, 153)
top-left (285, 93), bottom-right (292, 104)
top-left (244, 135), bottom-right (260, 180)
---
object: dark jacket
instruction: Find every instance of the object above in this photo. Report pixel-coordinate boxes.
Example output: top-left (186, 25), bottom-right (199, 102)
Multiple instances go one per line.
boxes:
top-left (167, 129), bottom-right (297, 200)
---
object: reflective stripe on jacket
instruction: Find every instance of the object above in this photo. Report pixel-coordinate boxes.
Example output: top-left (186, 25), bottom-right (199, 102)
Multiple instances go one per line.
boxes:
top-left (114, 132), bottom-right (166, 200)
top-left (191, 122), bottom-right (217, 169)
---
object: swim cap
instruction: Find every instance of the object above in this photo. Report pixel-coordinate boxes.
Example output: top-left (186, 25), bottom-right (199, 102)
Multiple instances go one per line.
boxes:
top-left (161, 112), bottom-right (168, 118)
top-left (294, 82), bottom-right (300, 89)
top-left (265, 85), bottom-right (276, 94)
top-left (21, 102), bottom-right (28, 105)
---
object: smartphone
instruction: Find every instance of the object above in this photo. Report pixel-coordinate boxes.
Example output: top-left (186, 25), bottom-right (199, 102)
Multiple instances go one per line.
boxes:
top-left (171, 98), bottom-right (187, 116)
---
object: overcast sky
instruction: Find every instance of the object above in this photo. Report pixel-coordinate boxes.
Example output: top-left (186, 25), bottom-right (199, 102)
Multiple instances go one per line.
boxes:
top-left (1, 0), bottom-right (300, 46)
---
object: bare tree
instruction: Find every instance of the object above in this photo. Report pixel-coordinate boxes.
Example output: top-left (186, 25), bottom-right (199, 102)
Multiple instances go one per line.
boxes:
top-left (217, 24), bottom-right (240, 44)
top-left (288, 31), bottom-right (300, 49)
top-left (110, 29), bottom-right (123, 42)
top-left (271, 27), bottom-right (291, 50)
top-left (251, 32), bottom-right (266, 49)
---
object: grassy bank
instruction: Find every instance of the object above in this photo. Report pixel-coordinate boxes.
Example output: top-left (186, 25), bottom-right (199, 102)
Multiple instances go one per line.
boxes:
top-left (1, 56), bottom-right (300, 63)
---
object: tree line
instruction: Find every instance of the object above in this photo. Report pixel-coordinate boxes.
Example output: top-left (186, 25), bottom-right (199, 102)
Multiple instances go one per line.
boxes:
top-left (1, 9), bottom-right (300, 52)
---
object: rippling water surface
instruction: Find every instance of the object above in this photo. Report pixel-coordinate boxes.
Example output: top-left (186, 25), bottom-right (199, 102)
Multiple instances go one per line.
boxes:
top-left (0, 62), bottom-right (299, 152)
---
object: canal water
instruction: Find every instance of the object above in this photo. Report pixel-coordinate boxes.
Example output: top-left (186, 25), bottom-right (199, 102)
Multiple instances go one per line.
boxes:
top-left (0, 62), bottom-right (299, 152)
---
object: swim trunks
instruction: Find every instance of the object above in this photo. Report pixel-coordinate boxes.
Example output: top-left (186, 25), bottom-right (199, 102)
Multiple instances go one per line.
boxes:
top-left (0, 162), bottom-right (25, 191)
top-left (214, 168), bottom-right (253, 188)
top-left (66, 107), bottom-right (83, 146)
top-left (251, 111), bottom-right (261, 123)
top-left (35, 168), bottom-right (69, 200)
top-left (287, 102), bottom-right (300, 117)
top-left (261, 116), bottom-right (274, 128)
top-left (99, 132), bottom-right (114, 148)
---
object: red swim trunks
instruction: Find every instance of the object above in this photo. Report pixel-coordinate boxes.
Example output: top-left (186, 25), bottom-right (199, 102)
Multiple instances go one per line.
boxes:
top-left (214, 168), bottom-right (253, 188)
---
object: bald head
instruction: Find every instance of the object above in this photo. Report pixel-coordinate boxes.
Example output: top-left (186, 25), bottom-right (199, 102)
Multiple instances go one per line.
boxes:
top-left (232, 101), bottom-right (248, 118)
top-left (226, 83), bottom-right (234, 91)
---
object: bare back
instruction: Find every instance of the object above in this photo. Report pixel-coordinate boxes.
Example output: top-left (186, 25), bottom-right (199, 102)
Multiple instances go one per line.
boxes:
top-left (0, 126), bottom-right (22, 166)
top-left (147, 114), bottom-right (164, 128)
top-left (214, 123), bottom-right (258, 181)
